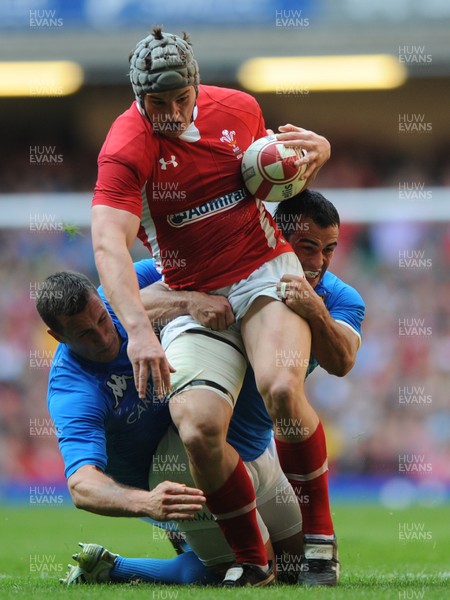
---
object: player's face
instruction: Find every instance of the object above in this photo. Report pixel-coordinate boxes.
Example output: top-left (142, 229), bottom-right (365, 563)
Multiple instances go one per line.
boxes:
top-left (53, 294), bottom-right (121, 363)
top-left (144, 85), bottom-right (196, 138)
top-left (288, 218), bottom-right (339, 288)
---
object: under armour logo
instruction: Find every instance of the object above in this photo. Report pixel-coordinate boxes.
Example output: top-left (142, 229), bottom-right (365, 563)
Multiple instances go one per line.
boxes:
top-left (159, 155), bottom-right (178, 170)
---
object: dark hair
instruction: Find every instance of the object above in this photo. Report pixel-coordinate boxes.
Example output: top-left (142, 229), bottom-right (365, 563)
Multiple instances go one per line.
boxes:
top-left (35, 271), bottom-right (99, 333)
top-left (273, 189), bottom-right (340, 238)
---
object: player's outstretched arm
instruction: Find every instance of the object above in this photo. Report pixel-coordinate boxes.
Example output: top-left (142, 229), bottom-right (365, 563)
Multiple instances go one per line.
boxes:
top-left (279, 274), bottom-right (359, 376)
top-left (275, 124), bottom-right (331, 184)
top-left (92, 205), bottom-right (173, 398)
top-left (68, 465), bottom-right (206, 520)
top-left (140, 282), bottom-right (235, 331)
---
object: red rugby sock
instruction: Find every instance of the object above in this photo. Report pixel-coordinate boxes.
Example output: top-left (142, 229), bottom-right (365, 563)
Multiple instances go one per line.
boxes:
top-left (276, 422), bottom-right (334, 536)
top-left (205, 458), bottom-right (267, 566)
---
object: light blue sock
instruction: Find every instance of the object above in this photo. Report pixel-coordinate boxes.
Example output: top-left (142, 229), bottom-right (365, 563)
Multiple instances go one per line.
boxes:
top-left (111, 551), bottom-right (220, 585)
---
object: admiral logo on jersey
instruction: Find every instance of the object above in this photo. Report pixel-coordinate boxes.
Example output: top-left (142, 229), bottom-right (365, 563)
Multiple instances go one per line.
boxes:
top-left (106, 374), bottom-right (133, 408)
top-left (167, 188), bottom-right (247, 228)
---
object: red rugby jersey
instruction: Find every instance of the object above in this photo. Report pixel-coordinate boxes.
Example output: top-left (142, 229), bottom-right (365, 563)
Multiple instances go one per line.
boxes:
top-left (93, 85), bottom-right (289, 291)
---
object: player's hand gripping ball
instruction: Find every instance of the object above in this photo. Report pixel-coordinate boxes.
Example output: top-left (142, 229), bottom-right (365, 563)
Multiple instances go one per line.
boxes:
top-left (241, 134), bottom-right (307, 202)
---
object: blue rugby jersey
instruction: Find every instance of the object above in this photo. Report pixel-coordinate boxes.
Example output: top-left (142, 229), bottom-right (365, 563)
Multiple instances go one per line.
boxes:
top-left (48, 260), bottom-right (170, 489)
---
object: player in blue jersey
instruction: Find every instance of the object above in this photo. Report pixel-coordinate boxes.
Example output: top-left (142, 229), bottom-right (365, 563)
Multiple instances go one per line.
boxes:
top-left (273, 189), bottom-right (365, 585)
top-left (36, 263), bottom-right (207, 521)
top-left (36, 262), bottom-right (301, 586)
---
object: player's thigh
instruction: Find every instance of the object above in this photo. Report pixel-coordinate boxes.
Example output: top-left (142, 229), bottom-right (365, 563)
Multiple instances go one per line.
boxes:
top-left (180, 509), bottom-right (271, 568)
top-left (246, 438), bottom-right (302, 544)
top-left (241, 297), bottom-right (311, 394)
top-left (257, 480), bottom-right (302, 545)
top-left (149, 425), bottom-right (195, 487)
top-left (165, 330), bottom-right (247, 420)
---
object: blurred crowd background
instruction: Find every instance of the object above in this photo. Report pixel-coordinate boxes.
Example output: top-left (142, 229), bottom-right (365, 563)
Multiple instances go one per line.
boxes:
top-left (1, 0), bottom-right (449, 502)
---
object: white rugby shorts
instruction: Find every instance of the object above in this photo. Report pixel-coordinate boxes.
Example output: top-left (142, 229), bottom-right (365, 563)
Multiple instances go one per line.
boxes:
top-left (213, 252), bottom-right (304, 321)
top-left (160, 252), bottom-right (303, 406)
top-left (147, 426), bottom-right (302, 566)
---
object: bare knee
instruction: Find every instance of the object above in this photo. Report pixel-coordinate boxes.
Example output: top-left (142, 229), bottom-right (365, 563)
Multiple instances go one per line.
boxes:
top-left (258, 374), bottom-right (307, 420)
top-left (178, 418), bottom-right (226, 468)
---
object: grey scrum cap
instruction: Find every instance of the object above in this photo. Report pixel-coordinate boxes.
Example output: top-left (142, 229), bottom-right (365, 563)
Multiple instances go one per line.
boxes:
top-left (129, 28), bottom-right (200, 103)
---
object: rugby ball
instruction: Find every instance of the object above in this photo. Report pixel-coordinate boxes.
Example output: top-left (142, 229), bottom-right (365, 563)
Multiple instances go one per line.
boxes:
top-left (241, 134), bottom-right (307, 202)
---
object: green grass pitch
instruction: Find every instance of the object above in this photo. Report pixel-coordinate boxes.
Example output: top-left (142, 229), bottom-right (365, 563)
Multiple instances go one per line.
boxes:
top-left (0, 503), bottom-right (448, 599)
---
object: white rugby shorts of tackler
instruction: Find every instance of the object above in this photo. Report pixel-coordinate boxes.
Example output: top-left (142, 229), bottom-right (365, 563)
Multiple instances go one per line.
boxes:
top-left (161, 319), bottom-right (247, 408)
top-left (212, 251), bottom-right (304, 321)
top-left (147, 426), bottom-right (302, 567)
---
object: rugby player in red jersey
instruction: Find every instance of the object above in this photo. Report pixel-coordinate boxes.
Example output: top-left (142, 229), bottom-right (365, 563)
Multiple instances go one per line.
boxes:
top-left (91, 26), bottom-right (330, 586)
